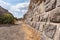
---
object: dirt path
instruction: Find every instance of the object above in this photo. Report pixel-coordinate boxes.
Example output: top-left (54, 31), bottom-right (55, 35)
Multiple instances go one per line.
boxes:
top-left (21, 21), bottom-right (40, 40)
top-left (0, 21), bottom-right (40, 40)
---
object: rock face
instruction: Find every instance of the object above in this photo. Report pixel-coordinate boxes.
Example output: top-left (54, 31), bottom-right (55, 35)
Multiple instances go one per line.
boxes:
top-left (24, 0), bottom-right (60, 40)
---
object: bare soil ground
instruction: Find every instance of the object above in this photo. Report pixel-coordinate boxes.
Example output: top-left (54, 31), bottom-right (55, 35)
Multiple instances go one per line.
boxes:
top-left (0, 21), bottom-right (40, 40)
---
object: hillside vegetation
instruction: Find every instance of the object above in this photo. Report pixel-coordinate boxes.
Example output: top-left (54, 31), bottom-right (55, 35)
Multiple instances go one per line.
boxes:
top-left (0, 13), bottom-right (15, 24)
top-left (0, 6), bottom-right (15, 24)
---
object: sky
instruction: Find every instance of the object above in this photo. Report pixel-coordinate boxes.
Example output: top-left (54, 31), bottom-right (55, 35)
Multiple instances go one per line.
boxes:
top-left (0, 0), bottom-right (30, 18)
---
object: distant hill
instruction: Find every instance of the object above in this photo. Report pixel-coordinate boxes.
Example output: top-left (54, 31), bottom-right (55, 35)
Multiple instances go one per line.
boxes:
top-left (0, 6), bottom-right (13, 16)
top-left (0, 6), bottom-right (15, 24)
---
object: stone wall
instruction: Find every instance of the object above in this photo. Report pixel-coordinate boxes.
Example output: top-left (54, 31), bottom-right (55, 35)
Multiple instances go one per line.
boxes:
top-left (24, 0), bottom-right (60, 40)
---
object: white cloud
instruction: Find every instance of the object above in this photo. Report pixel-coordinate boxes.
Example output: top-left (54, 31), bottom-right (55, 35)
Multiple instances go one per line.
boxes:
top-left (0, 0), bottom-right (11, 10)
top-left (0, 0), bottom-right (30, 18)
top-left (10, 2), bottom-right (29, 18)
top-left (10, 2), bottom-right (29, 12)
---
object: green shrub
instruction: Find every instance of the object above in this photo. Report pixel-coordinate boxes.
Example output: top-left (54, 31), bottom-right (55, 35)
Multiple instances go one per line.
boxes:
top-left (0, 13), bottom-right (15, 24)
top-left (0, 15), bottom-right (4, 24)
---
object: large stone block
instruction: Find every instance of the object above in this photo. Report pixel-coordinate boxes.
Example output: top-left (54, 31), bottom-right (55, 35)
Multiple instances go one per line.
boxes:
top-left (32, 22), bottom-right (36, 28)
top-left (44, 24), bottom-right (57, 39)
top-left (45, 0), bottom-right (56, 12)
top-left (35, 22), bottom-right (40, 30)
top-left (49, 7), bottom-right (60, 23)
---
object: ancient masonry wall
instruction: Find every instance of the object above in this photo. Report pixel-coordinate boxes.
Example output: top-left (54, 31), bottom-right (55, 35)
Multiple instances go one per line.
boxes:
top-left (24, 0), bottom-right (60, 40)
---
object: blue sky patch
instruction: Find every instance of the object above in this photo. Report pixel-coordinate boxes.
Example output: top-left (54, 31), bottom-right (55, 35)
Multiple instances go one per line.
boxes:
top-left (0, 0), bottom-right (30, 18)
